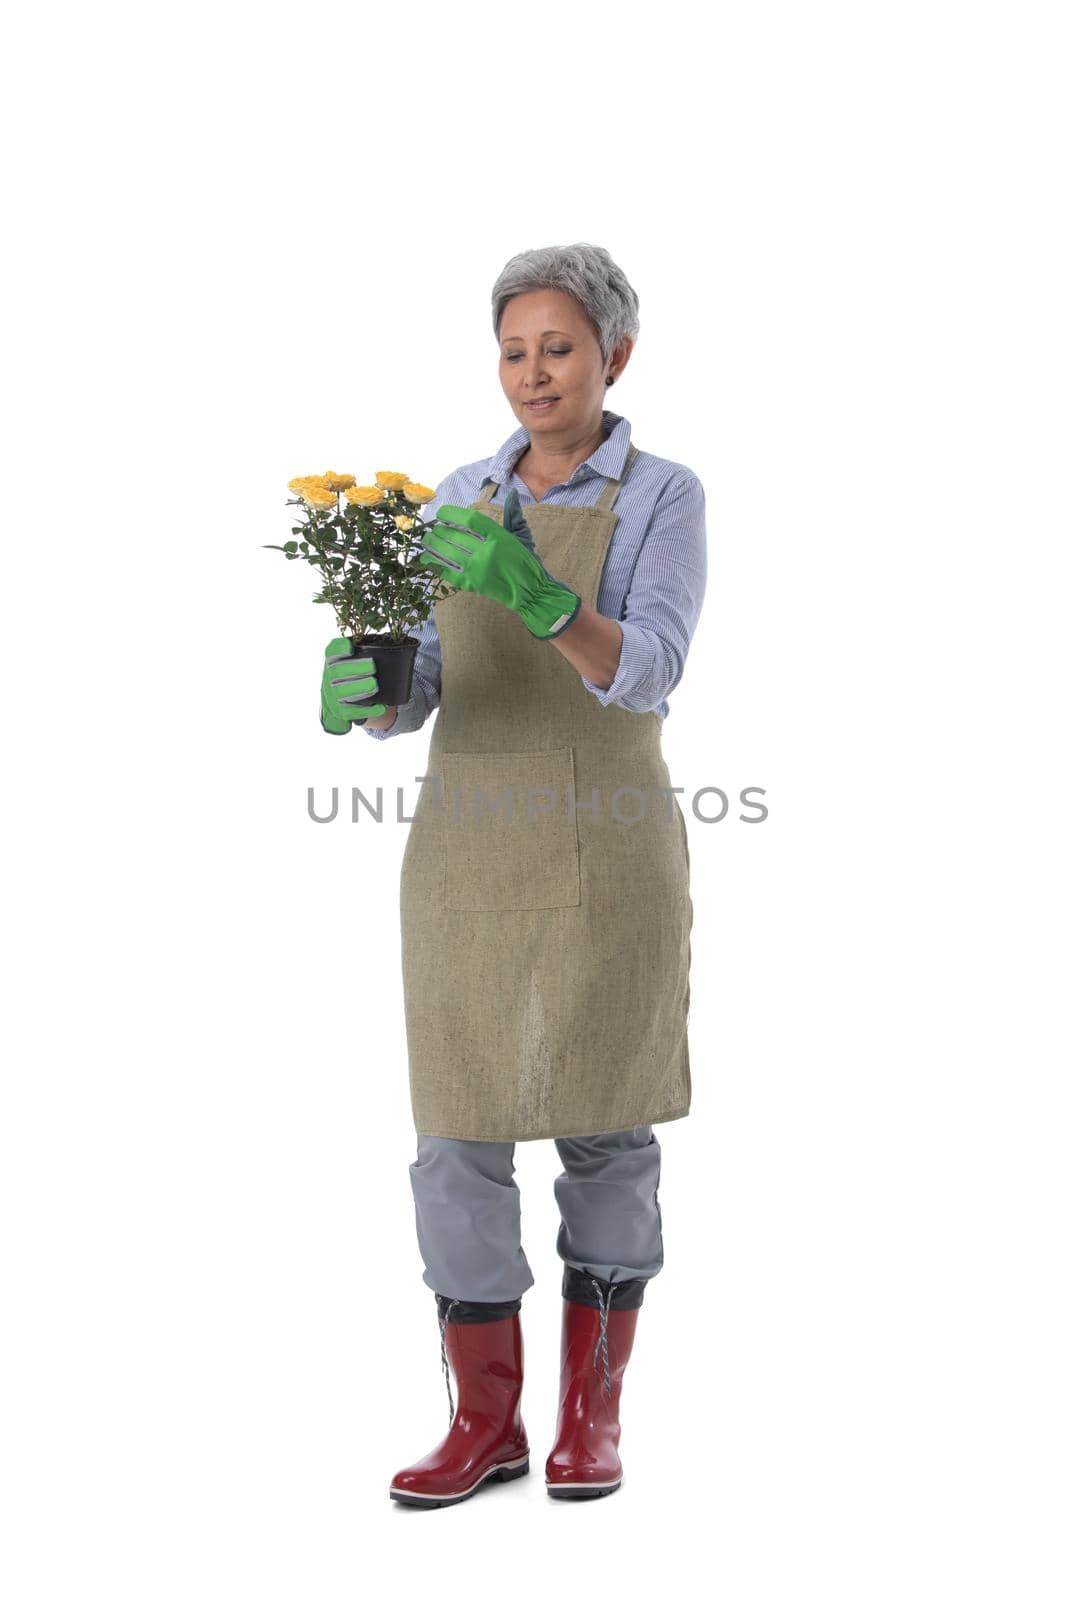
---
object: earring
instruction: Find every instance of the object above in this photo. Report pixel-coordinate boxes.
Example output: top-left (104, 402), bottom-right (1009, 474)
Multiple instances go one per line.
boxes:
top-left (606, 375), bottom-right (615, 386)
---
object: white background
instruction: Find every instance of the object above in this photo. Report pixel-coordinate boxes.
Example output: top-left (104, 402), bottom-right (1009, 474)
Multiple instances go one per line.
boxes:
top-left (3, 2), bottom-right (1064, 1595)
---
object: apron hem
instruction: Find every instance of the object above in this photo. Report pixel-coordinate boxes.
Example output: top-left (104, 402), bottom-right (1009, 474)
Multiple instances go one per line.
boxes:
top-left (413, 1104), bottom-right (691, 1143)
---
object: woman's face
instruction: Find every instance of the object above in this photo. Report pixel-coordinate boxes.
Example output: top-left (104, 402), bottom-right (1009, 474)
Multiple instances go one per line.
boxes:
top-left (498, 288), bottom-right (624, 437)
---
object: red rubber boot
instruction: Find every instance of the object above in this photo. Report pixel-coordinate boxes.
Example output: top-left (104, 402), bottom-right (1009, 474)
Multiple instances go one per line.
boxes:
top-left (390, 1295), bottom-right (530, 1508)
top-left (544, 1266), bottom-right (646, 1499)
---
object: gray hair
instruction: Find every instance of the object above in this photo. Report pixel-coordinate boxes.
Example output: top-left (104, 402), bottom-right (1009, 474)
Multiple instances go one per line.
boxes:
top-left (490, 243), bottom-right (640, 369)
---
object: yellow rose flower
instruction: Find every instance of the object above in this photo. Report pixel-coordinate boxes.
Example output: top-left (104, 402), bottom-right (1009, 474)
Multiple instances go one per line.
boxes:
top-left (393, 514), bottom-right (415, 531)
top-left (288, 474), bottom-right (329, 493)
top-left (345, 485), bottom-right (386, 507)
top-left (323, 471), bottom-right (356, 490)
top-left (303, 486), bottom-right (338, 510)
top-left (401, 481), bottom-right (435, 504)
top-left (376, 471), bottom-right (410, 490)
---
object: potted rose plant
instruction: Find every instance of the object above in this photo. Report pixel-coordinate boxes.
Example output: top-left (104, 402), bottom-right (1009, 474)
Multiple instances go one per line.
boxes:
top-left (265, 469), bottom-right (454, 707)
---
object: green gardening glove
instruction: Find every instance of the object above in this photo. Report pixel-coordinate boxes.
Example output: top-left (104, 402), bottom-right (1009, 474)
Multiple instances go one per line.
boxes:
top-left (416, 488), bottom-right (582, 640)
top-left (320, 638), bottom-right (387, 735)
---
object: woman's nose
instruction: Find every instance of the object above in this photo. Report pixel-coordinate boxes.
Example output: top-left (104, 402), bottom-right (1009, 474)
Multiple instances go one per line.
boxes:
top-left (518, 358), bottom-right (549, 386)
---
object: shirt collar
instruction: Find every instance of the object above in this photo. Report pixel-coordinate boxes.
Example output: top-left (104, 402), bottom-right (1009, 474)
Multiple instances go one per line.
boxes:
top-left (483, 409), bottom-right (631, 492)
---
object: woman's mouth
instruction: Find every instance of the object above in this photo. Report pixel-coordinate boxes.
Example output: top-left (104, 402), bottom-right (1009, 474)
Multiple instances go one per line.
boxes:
top-left (526, 397), bottom-right (559, 411)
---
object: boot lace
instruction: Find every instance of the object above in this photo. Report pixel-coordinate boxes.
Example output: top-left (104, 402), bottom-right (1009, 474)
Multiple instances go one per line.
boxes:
top-left (588, 1278), bottom-right (619, 1400)
top-left (438, 1297), bottom-right (460, 1424)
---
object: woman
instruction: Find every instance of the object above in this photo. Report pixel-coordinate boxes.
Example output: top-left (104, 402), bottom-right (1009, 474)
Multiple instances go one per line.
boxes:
top-left (320, 243), bottom-right (707, 1506)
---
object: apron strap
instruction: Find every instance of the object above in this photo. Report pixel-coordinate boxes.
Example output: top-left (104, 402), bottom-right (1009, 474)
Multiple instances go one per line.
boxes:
top-left (593, 440), bottom-right (640, 512)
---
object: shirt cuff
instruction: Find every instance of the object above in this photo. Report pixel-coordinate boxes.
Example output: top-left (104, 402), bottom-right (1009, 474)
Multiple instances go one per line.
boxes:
top-left (580, 621), bottom-right (657, 709)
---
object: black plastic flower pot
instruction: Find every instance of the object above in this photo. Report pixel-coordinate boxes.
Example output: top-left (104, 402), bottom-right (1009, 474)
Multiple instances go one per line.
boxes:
top-left (344, 634), bottom-right (419, 707)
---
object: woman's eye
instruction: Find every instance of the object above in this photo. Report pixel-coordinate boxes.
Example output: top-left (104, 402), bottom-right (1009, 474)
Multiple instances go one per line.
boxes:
top-left (504, 349), bottom-right (571, 361)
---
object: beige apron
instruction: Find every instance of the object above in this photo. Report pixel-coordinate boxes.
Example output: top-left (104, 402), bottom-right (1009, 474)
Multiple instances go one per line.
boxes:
top-left (399, 439), bottom-right (693, 1141)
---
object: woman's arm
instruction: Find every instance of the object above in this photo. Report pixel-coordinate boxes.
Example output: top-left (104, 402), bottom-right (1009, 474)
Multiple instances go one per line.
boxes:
top-left (548, 605), bottom-right (624, 690)
top-left (550, 470), bottom-right (707, 714)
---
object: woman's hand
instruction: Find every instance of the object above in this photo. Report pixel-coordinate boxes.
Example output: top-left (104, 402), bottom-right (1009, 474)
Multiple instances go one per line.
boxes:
top-left (320, 638), bottom-right (389, 735)
top-left (417, 489), bottom-right (582, 640)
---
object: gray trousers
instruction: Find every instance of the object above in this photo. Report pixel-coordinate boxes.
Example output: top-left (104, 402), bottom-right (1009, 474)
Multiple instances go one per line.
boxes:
top-left (408, 1124), bottom-right (665, 1303)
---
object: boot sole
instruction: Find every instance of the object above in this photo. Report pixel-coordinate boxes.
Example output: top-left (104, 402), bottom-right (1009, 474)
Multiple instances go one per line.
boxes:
top-left (390, 1455), bottom-right (530, 1508)
top-left (545, 1476), bottom-right (623, 1499)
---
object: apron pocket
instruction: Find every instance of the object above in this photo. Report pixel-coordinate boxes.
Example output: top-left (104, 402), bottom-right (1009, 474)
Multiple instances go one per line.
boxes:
top-left (442, 746), bottom-right (580, 912)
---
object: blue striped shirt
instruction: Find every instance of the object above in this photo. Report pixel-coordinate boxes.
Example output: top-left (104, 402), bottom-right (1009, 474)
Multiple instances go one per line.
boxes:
top-left (363, 409), bottom-right (706, 738)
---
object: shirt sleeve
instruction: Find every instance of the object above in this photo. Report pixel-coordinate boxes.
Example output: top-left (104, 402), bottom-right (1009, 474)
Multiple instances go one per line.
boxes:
top-left (580, 471), bottom-right (708, 715)
top-left (362, 484), bottom-right (450, 740)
